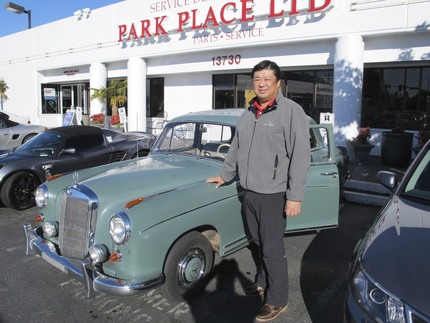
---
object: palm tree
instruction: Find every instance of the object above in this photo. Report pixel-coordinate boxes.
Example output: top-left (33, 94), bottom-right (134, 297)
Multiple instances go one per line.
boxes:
top-left (0, 80), bottom-right (9, 111)
top-left (91, 79), bottom-right (127, 116)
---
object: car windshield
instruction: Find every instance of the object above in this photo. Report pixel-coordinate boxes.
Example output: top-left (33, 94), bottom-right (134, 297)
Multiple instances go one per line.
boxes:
top-left (13, 131), bottom-right (64, 157)
top-left (152, 122), bottom-right (234, 159)
top-left (403, 147), bottom-right (430, 201)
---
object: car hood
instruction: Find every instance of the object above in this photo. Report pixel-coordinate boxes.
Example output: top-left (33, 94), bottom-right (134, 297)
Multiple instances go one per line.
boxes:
top-left (361, 197), bottom-right (430, 316)
top-left (0, 152), bottom-right (35, 163)
top-left (0, 150), bottom-right (52, 166)
top-left (74, 153), bottom-right (224, 205)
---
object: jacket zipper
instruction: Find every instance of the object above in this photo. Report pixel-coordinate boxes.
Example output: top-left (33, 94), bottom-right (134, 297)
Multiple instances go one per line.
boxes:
top-left (245, 118), bottom-right (258, 189)
top-left (273, 154), bottom-right (278, 179)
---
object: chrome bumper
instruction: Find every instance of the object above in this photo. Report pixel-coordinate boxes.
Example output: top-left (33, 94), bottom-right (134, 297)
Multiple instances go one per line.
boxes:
top-left (23, 223), bottom-right (165, 298)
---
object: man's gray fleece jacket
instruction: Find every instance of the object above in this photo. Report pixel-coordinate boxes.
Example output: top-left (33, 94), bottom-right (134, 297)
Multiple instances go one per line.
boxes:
top-left (220, 91), bottom-right (311, 202)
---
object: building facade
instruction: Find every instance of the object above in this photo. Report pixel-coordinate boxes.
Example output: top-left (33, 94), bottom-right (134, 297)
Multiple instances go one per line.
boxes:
top-left (0, 0), bottom-right (429, 156)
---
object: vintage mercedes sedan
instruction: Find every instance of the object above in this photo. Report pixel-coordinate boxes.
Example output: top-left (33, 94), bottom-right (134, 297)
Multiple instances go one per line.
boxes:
top-left (24, 108), bottom-right (341, 302)
top-left (345, 140), bottom-right (430, 322)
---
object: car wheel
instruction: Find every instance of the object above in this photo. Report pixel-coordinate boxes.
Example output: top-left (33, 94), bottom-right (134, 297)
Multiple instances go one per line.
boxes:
top-left (161, 231), bottom-right (214, 302)
top-left (0, 171), bottom-right (40, 210)
top-left (22, 133), bottom-right (37, 144)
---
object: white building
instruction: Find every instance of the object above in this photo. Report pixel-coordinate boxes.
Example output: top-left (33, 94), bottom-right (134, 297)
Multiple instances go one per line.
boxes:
top-left (0, 0), bottom-right (429, 156)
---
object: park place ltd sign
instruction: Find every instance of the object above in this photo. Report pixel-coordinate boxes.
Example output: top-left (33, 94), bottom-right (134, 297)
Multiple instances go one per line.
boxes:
top-left (117, 0), bottom-right (333, 44)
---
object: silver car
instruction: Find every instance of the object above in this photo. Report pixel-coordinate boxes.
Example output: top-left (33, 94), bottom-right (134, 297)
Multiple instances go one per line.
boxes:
top-left (345, 139), bottom-right (430, 322)
top-left (0, 112), bottom-right (46, 150)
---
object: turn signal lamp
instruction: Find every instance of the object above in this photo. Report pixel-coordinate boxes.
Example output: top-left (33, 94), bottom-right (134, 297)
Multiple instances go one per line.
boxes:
top-left (125, 197), bottom-right (144, 209)
top-left (110, 252), bottom-right (122, 262)
top-left (47, 174), bottom-right (62, 182)
top-left (35, 215), bottom-right (44, 222)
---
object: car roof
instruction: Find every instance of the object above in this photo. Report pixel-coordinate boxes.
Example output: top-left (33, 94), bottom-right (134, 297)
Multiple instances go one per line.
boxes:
top-left (48, 125), bottom-right (103, 138)
top-left (168, 108), bottom-right (245, 126)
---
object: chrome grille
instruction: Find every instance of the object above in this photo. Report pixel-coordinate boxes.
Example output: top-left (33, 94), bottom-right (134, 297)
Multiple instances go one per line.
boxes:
top-left (59, 184), bottom-right (98, 259)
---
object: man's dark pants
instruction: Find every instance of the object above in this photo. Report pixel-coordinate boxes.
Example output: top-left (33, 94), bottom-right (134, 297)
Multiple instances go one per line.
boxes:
top-left (243, 190), bottom-right (288, 307)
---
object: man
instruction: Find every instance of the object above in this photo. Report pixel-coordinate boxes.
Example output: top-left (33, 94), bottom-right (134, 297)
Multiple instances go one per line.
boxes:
top-left (206, 60), bottom-right (310, 321)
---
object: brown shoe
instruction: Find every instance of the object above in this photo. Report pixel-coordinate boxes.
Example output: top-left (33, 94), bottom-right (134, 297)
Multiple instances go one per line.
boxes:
top-left (243, 283), bottom-right (265, 296)
top-left (256, 303), bottom-right (288, 321)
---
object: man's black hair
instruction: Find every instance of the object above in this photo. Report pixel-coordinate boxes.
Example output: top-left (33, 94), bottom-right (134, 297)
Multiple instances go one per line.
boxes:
top-left (251, 60), bottom-right (281, 81)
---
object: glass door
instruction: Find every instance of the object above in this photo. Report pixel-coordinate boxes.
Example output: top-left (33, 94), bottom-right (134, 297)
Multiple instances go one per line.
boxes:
top-left (60, 84), bottom-right (89, 115)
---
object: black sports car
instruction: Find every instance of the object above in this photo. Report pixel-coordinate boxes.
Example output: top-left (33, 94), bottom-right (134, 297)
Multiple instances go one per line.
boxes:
top-left (0, 125), bottom-right (155, 210)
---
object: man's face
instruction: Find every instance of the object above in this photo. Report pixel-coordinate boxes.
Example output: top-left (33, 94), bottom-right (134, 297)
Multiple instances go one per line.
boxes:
top-left (253, 69), bottom-right (280, 105)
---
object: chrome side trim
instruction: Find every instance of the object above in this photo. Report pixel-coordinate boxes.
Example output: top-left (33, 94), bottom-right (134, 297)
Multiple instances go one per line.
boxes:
top-left (23, 224), bottom-right (165, 298)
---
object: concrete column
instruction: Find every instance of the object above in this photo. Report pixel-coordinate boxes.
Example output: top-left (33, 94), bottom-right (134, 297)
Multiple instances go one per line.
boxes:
top-left (127, 57), bottom-right (146, 131)
top-left (89, 62), bottom-right (107, 115)
top-left (333, 34), bottom-right (364, 146)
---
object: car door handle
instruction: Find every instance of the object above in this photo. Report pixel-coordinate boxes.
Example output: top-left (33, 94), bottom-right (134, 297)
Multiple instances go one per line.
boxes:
top-left (321, 171), bottom-right (338, 177)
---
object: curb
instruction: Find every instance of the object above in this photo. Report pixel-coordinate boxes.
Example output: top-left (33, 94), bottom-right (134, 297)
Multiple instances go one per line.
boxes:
top-left (342, 180), bottom-right (391, 206)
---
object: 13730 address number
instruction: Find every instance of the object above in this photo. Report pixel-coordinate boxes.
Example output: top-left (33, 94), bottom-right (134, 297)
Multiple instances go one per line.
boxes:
top-left (212, 54), bottom-right (241, 66)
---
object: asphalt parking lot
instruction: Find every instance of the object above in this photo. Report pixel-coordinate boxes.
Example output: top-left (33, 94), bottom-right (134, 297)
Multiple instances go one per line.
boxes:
top-left (0, 201), bottom-right (379, 323)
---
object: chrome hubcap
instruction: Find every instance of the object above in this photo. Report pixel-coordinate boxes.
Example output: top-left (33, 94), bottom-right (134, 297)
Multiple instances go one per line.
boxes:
top-left (177, 248), bottom-right (205, 288)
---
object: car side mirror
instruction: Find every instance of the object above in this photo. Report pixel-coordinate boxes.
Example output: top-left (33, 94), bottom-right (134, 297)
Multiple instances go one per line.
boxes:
top-left (61, 148), bottom-right (76, 155)
top-left (376, 171), bottom-right (397, 192)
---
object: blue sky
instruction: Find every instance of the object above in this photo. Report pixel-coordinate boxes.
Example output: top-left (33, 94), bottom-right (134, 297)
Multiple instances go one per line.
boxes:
top-left (0, 1), bottom-right (122, 38)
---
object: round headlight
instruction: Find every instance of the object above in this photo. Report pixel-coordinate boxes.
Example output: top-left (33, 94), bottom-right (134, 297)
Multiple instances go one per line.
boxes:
top-left (88, 244), bottom-right (108, 264)
top-left (35, 185), bottom-right (48, 208)
top-left (43, 221), bottom-right (59, 238)
top-left (109, 212), bottom-right (131, 245)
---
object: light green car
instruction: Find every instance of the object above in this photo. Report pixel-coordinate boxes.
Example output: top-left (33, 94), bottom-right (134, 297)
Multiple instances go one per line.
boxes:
top-left (23, 108), bottom-right (340, 302)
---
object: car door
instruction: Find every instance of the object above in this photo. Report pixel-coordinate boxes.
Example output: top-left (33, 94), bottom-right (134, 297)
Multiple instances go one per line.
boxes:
top-left (286, 123), bottom-right (340, 231)
top-left (50, 133), bottom-right (112, 175)
top-left (0, 118), bottom-right (13, 149)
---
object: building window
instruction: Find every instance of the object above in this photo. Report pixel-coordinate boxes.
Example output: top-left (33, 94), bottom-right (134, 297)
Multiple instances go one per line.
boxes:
top-left (41, 83), bottom-right (89, 115)
top-left (213, 74), bottom-right (236, 109)
top-left (213, 66), bottom-right (430, 131)
top-left (362, 66), bottom-right (430, 130)
top-left (146, 78), bottom-right (164, 117)
top-left (41, 84), bottom-right (60, 114)
top-left (213, 70), bottom-right (333, 121)
top-left (237, 74), bottom-right (254, 108)
top-left (284, 70), bottom-right (333, 120)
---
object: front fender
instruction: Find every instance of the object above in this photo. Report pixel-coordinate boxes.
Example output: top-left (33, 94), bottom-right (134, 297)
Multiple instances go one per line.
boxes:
top-left (99, 181), bottom-right (247, 282)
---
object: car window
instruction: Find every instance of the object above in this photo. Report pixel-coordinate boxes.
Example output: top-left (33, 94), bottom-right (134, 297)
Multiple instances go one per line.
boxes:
top-left (158, 122), bottom-right (197, 152)
top-left (201, 124), bottom-right (233, 143)
top-left (14, 132), bottom-right (63, 157)
top-left (65, 133), bottom-right (104, 151)
top-left (155, 121), bottom-right (332, 162)
top-left (0, 119), bottom-right (6, 129)
top-left (154, 122), bottom-right (234, 159)
top-left (310, 127), bottom-right (330, 163)
top-left (404, 149), bottom-right (430, 200)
